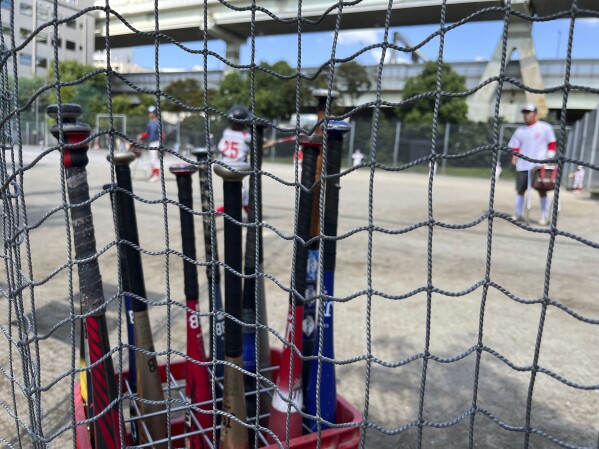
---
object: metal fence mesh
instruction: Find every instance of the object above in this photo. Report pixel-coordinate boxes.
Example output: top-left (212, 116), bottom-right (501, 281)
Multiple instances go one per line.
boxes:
top-left (1, 1), bottom-right (599, 448)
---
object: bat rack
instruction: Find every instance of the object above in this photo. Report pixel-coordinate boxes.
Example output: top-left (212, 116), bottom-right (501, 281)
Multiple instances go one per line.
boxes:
top-left (74, 349), bottom-right (362, 449)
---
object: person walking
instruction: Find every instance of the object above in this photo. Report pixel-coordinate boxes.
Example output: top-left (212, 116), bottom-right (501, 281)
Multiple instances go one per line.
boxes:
top-left (508, 103), bottom-right (556, 226)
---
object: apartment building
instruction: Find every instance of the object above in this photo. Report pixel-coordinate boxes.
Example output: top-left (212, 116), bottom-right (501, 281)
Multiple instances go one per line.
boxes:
top-left (1, 0), bottom-right (95, 78)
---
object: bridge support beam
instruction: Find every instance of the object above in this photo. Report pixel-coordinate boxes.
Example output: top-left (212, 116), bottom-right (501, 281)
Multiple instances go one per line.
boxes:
top-left (470, 19), bottom-right (547, 122)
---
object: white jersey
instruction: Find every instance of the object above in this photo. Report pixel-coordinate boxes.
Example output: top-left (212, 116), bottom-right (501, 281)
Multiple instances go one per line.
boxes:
top-left (217, 128), bottom-right (251, 163)
top-left (508, 121), bottom-right (556, 172)
top-left (573, 167), bottom-right (585, 189)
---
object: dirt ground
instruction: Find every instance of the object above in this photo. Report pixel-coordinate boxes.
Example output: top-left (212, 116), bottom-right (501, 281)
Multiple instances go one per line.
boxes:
top-left (1, 145), bottom-right (598, 448)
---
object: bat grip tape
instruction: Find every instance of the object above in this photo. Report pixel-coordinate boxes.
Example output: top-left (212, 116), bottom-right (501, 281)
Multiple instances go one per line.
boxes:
top-left (66, 166), bottom-right (105, 315)
top-left (176, 174), bottom-right (200, 301)
top-left (223, 180), bottom-right (244, 358)
top-left (115, 164), bottom-right (148, 312)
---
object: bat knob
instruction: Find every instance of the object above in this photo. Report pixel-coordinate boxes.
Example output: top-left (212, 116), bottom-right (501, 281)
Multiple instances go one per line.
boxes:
top-left (169, 162), bottom-right (198, 176)
top-left (254, 117), bottom-right (270, 129)
top-left (47, 104), bottom-right (91, 167)
top-left (47, 103), bottom-right (83, 123)
top-left (191, 147), bottom-right (209, 158)
top-left (298, 135), bottom-right (323, 148)
top-left (312, 88), bottom-right (339, 101)
top-left (213, 160), bottom-right (250, 182)
top-left (326, 120), bottom-right (352, 135)
top-left (107, 152), bottom-right (136, 166)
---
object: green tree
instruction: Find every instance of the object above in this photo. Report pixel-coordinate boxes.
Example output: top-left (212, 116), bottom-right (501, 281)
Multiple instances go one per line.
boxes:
top-left (398, 61), bottom-right (468, 125)
top-left (47, 60), bottom-right (107, 124)
top-left (252, 60), bottom-right (297, 119)
top-left (336, 61), bottom-right (371, 103)
top-left (212, 71), bottom-right (248, 114)
top-left (163, 78), bottom-right (204, 112)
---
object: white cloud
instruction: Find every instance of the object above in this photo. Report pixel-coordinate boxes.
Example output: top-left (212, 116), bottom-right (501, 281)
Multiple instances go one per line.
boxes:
top-left (337, 29), bottom-right (381, 46)
top-left (370, 48), bottom-right (399, 64)
top-left (582, 18), bottom-right (599, 26)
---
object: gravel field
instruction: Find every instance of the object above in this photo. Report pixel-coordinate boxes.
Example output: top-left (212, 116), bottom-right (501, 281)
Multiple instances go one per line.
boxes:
top-left (1, 145), bottom-right (598, 448)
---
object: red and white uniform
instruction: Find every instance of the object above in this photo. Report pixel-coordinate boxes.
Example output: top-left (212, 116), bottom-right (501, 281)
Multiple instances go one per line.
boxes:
top-left (508, 121), bottom-right (556, 172)
top-left (217, 128), bottom-right (251, 163)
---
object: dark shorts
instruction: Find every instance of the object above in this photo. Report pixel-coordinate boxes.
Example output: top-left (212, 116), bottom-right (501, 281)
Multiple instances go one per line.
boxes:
top-left (516, 170), bottom-right (546, 196)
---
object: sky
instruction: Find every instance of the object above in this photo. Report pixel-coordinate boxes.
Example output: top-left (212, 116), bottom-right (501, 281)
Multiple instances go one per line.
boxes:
top-left (131, 18), bottom-right (599, 72)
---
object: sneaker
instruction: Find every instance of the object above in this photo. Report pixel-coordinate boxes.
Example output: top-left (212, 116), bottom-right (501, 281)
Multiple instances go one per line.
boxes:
top-left (538, 216), bottom-right (548, 226)
top-left (511, 215), bottom-right (525, 223)
top-left (148, 175), bottom-right (159, 183)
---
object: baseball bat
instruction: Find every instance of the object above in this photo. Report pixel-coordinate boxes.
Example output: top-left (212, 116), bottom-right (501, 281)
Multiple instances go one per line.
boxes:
top-left (191, 147), bottom-right (225, 383)
top-left (306, 121), bottom-right (351, 431)
top-left (242, 123), bottom-right (271, 430)
top-left (169, 163), bottom-right (213, 448)
top-left (103, 182), bottom-right (139, 445)
top-left (109, 151), bottom-right (167, 448)
top-left (302, 89), bottom-right (339, 401)
top-left (48, 104), bottom-right (122, 449)
top-left (214, 160), bottom-right (250, 449)
top-left (268, 135), bottom-right (321, 442)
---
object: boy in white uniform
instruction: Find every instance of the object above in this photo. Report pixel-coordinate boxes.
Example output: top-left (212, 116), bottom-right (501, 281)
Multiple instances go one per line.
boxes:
top-left (217, 105), bottom-right (252, 212)
top-left (508, 103), bottom-right (556, 226)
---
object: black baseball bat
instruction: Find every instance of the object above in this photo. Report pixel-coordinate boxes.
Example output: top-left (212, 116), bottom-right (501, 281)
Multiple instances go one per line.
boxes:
top-left (268, 135), bottom-right (321, 442)
top-left (191, 147), bottom-right (225, 383)
top-left (48, 104), bottom-right (122, 449)
top-left (109, 151), bottom-right (167, 448)
top-left (103, 182), bottom-right (139, 445)
top-left (302, 89), bottom-right (339, 401)
top-left (214, 160), bottom-right (250, 449)
top-left (169, 163), bottom-right (213, 448)
top-left (242, 123), bottom-right (271, 429)
top-left (306, 120), bottom-right (351, 430)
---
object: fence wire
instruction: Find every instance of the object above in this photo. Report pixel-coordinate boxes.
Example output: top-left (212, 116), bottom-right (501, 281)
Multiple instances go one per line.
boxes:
top-left (1, 1), bottom-right (599, 448)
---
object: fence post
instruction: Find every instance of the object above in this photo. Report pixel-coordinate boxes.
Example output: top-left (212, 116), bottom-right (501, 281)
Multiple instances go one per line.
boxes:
top-left (579, 112), bottom-right (591, 164)
top-left (392, 121), bottom-right (401, 167)
top-left (441, 123), bottom-right (450, 175)
top-left (347, 120), bottom-right (356, 167)
top-left (26, 122), bottom-right (30, 145)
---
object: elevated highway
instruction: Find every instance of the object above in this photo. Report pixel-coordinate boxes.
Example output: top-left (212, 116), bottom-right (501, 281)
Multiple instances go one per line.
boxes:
top-left (96, 0), bottom-right (598, 121)
top-left (94, 0), bottom-right (596, 49)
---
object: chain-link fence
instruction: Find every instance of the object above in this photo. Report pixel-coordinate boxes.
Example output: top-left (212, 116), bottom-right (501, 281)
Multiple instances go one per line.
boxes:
top-left (2, 1), bottom-right (599, 449)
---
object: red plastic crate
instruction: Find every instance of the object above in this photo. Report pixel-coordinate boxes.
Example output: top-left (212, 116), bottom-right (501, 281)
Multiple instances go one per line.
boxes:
top-left (74, 349), bottom-right (362, 448)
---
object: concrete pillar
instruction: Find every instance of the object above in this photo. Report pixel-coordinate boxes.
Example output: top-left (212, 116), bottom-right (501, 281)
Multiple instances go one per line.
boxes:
top-left (469, 19), bottom-right (547, 122)
top-left (224, 39), bottom-right (242, 74)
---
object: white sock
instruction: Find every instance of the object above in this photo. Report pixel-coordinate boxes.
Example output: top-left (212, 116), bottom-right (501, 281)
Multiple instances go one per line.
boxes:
top-left (516, 195), bottom-right (524, 216)
top-left (540, 196), bottom-right (549, 217)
